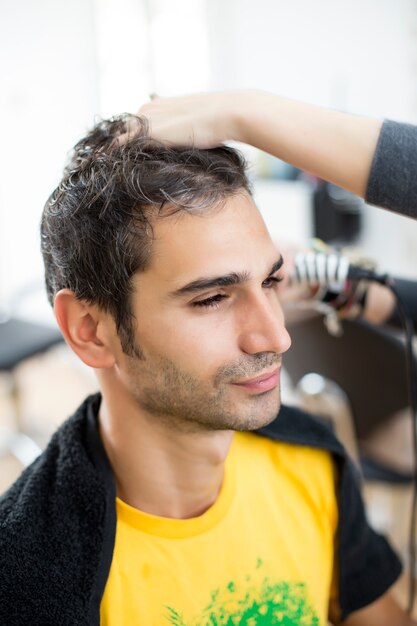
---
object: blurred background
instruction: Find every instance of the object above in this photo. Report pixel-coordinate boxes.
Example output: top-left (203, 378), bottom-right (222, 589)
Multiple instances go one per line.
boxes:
top-left (2, 0), bottom-right (417, 314)
top-left (1, 0), bottom-right (417, 609)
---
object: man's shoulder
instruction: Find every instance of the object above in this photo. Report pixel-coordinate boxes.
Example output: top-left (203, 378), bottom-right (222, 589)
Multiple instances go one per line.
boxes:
top-left (255, 403), bottom-right (346, 459)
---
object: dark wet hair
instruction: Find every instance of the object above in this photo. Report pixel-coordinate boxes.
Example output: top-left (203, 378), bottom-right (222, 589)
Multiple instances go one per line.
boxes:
top-left (41, 114), bottom-right (251, 355)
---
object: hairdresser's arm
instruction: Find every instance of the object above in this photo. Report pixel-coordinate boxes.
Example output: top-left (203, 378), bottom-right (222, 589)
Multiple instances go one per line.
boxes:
top-left (361, 282), bottom-right (396, 324)
top-left (329, 592), bottom-right (417, 625)
top-left (140, 91), bottom-right (382, 197)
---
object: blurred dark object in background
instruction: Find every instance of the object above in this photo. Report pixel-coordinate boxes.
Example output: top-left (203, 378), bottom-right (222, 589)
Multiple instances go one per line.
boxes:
top-left (0, 317), bottom-right (63, 466)
top-left (313, 181), bottom-right (363, 245)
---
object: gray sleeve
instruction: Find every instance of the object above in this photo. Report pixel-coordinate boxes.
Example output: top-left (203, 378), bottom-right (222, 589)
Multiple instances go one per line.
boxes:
top-left (365, 119), bottom-right (417, 219)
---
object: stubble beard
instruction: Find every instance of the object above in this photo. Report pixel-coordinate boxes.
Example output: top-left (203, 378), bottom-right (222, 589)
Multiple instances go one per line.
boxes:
top-left (125, 349), bottom-right (282, 434)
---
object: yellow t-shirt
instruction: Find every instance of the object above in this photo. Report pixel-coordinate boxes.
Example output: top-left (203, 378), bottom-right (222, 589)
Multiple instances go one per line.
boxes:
top-left (100, 432), bottom-right (338, 626)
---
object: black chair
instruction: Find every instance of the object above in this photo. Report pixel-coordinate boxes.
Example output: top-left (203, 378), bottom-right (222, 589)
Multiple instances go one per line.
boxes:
top-left (0, 316), bottom-right (63, 465)
top-left (0, 317), bottom-right (63, 372)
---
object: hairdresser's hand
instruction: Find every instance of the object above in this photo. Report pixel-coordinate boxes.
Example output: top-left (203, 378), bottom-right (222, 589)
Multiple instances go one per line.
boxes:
top-left (279, 242), bottom-right (396, 324)
top-left (138, 92), bottom-right (246, 148)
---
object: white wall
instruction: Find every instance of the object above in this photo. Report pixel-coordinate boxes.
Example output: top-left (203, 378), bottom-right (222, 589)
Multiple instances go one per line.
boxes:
top-left (0, 0), bottom-right (99, 316)
top-left (208, 0), bottom-right (417, 120)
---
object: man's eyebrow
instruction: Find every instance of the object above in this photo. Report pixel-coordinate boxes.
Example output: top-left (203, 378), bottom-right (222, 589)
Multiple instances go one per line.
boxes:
top-left (269, 255), bottom-right (284, 276)
top-left (170, 255), bottom-right (284, 297)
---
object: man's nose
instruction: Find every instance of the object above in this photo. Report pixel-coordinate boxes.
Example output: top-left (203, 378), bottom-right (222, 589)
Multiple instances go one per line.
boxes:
top-left (237, 292), bottom-right (292, 356)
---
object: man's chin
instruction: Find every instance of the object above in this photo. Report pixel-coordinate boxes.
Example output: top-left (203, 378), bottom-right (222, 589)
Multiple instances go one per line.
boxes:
top-left (232, 397), bottom-right (281, 432)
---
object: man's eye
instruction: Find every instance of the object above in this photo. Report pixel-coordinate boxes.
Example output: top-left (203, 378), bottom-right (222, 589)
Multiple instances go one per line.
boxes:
top-left (192, 294), bottom-right (227, 308)
top-left (262, 275), bottom-right (284, 288)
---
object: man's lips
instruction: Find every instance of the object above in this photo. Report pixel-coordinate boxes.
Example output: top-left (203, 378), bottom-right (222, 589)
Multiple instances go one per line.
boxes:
top-left (231, 366), bottom-right (281, 392)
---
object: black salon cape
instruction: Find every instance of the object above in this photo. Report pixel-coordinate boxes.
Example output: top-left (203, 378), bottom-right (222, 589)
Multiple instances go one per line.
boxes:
top-left (0, 393), bottom-right (401, 625)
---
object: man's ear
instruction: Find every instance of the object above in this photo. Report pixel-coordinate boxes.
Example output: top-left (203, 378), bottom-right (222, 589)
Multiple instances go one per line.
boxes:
top-left (54, 289), bottom-right (116, 369)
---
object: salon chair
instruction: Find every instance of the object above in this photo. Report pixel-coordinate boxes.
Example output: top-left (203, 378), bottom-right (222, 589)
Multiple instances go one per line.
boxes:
top-left (283, 311), bottom-right (412, 483)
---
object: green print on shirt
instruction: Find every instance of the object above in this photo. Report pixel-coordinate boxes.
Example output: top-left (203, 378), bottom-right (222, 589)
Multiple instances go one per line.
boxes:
top-left (165, 559), bottom-right (320, 625)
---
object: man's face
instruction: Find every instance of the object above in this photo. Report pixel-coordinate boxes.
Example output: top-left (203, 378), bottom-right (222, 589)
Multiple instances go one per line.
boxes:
top-left (116, 192), bottom-right (291, 433)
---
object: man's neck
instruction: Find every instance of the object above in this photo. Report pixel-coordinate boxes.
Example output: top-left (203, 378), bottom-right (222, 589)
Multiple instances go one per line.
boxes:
top-left (98, 387), bottom-right (234, 520)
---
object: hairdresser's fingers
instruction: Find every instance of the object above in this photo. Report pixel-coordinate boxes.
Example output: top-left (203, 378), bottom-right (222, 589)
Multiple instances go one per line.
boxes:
top-left (138, 92), bottom-right (243, 148)
top-left (117, 116), bottom-right (143, 146)
top-left (138, 94), bottom-right (219, 147)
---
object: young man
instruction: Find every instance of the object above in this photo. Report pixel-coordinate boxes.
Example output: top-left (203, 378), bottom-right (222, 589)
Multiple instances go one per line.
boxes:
top-left (0, 110), bottom-right (414, 625)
